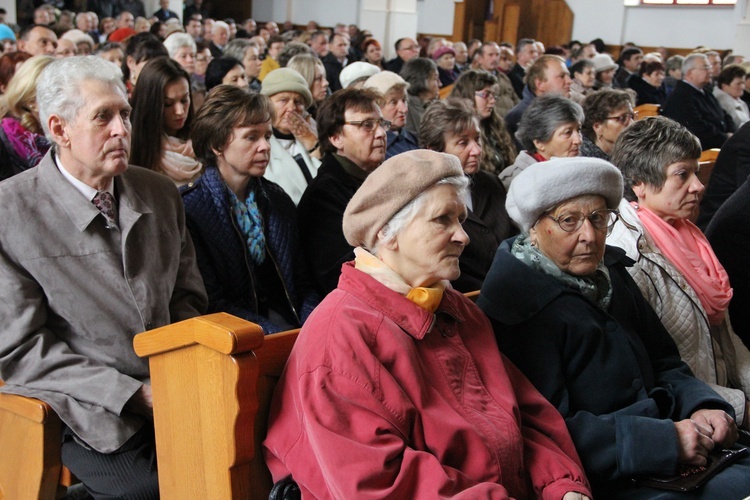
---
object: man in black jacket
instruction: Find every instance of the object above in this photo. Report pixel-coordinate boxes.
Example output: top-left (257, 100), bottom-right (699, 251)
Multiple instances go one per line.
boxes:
top-left (321, 33), bottom-right (350, 92)
top-left (508, 38), bottom-right (538, 98)
top-left (384, 37), bottom-right (419, 74)
top-left (663, 53), bottom-right (735, 150)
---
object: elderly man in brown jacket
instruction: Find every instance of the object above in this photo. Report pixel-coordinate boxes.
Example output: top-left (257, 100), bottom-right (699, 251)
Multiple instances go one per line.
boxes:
top-left (0, 56), bottom-right (207, 498)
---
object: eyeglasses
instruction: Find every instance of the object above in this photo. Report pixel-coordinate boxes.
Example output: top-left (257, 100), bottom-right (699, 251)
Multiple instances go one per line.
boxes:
top-left (196, 55), bottom-right (212, 63)
top-left (402, 45), bottom-right (420, 51)
top-left (606, 111), bottom-right (637, 125)
top-left (475, 90), bottom-right (499, 101)
top-left (543, 209), bottom-right (619, 233)
top-left (344, 118), bottom-right (391, 132)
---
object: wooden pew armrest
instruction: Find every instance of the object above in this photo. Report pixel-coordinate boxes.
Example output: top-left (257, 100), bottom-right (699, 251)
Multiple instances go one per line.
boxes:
top-left (133, 313), bottom-right (266, 500)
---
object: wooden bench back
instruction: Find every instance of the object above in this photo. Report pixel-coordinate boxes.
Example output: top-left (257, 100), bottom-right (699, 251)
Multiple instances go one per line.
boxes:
top-left (133, 313), bottom-right (298, 499)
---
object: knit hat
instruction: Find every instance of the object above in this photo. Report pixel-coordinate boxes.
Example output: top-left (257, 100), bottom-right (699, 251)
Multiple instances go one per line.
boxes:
top-left (343, 150), bottom-right (464, 249)
top-left (108, 27), bottom-right (137, 43)
top-left (0, 24), bottom-right (16, 41)
top-left (432, 46), bottom-right (456, 60)
top-left (592, 53), bottom-right (618, 73)
top-left (339, 61), bottom-right (380, 89)
top-left (363, 71), bottom-right (409, 95)
top-left (506, 157), bottom-right (623, 232)
top-left (260, 67), bottom-right (313, 108)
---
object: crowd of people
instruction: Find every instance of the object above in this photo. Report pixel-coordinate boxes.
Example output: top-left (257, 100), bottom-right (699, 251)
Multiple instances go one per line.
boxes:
top-left (1, 2), bottom-right (750, 498)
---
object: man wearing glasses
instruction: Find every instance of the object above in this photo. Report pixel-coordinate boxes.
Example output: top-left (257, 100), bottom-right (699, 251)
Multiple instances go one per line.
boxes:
top-left (663, 53), bottom-right (735, 149)
top-left (385, 37), bottom-right (420, 74)
top-left (297, 88), bottom-right (388, 295)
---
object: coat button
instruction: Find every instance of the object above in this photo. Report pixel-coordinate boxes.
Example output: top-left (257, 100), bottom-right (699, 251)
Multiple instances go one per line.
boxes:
top-left (145, 321), bottom-right (154, 330)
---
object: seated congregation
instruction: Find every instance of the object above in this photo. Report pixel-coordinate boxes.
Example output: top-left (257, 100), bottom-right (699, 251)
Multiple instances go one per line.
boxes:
top-left (1, 4), bottom-right (750, 498)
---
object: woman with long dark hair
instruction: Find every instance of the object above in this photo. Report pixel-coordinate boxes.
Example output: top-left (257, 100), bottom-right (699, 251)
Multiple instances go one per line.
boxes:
top-left (451, 70), bottom-right (517, 175)
top-left (130, 57), bottom-right (201, 186)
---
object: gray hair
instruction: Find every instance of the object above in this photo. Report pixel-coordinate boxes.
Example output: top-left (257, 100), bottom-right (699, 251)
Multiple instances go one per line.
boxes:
top-left (609, 116), bottom-right (701, 201)
top-left (372, 175), bottom-right (470, 254)
top-left (516, 94), bottom-right (584, 153)
top-left (665, 54), bottom-right (684, 73)
top-left (163, 33), bottom-right (197, 58)
top-left (682, 53), bottom-right (707, 75)
top-left (212, 21), bottom-right (229, 34)
top-left (278, 41), bottom-right (314, 68)
top-left (37, 56), bottom-right (126, 142)
top-left (223, 38), bottom-right (257, 62)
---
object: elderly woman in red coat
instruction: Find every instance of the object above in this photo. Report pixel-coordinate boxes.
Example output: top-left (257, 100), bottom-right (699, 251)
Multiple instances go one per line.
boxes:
top-left (263, 149), bottom-right (591, 499)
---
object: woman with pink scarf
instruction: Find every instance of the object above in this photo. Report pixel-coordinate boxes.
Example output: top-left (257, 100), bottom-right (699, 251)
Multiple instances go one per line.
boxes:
top-left (608, 116), bottom-right (750, 429)
top-left (130, 57), bottom-right (202, 186)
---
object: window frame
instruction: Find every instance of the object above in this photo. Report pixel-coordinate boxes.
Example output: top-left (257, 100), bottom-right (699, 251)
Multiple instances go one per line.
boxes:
top-left (635, 0), bottom-right (736, 6)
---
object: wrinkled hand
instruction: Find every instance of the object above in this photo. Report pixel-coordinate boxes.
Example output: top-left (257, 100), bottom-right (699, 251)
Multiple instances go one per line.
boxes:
top-left (125, 384), bottom-right (153, 419)
top-left (562, 492), bottom-right (590, 500)
top-left (284, 109), bottom-right (317, 149)
top-left (675, 418), bottom-right (714, 466)
top-left (691, 408), bottom-right (738, 447)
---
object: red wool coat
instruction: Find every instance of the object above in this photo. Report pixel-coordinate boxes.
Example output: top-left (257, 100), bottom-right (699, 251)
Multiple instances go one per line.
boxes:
top-left (264, 263), bottom-right (591, 499)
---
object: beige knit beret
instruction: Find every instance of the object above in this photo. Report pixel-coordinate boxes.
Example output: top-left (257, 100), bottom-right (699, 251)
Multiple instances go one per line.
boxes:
top-left (260, 67), bottom-right (313, 108)
top-left (506, 157), bottom-right (623, 232)
top-left (343, 149), bottom-right (464, 249)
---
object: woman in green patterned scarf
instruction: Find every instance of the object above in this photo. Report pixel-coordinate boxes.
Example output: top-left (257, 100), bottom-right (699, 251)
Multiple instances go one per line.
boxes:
top-left (477, 157), bottom-right (750, 499)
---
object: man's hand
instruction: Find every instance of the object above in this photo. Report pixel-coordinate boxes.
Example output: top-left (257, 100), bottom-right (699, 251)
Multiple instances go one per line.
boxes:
top-left (124, 384), bottom-right (153, 418)
top-left (691, 408), bottom-right (738, 447)
top-left (675, 418), bottom-right (714, 466)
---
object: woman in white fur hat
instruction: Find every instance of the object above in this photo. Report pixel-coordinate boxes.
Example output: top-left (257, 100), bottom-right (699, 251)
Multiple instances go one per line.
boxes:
top-left (478, 156), bottom-right (750, 499)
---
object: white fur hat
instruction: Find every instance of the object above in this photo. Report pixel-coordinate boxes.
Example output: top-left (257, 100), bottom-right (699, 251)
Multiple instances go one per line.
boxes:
top-left (339, 61), bottom-right (381, 89)
top-left (506, 157), bottom-right (623, 232)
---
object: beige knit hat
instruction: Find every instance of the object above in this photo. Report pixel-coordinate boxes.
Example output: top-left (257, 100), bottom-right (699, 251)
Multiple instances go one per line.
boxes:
top-left (260, 67), bottom-right (313, 108)
top-left (343, 150), bottom-right (464, 249)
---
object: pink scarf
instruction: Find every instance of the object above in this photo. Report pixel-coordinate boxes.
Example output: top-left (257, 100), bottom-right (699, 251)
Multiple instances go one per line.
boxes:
top-left (160, 136), bottom-right (202, 186)
top-left (636, 203), bottom-right (732, 325)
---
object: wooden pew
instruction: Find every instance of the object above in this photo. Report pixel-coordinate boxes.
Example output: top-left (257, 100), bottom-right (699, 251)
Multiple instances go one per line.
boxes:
top-left (133, 313), bottom-right (291, 500)
top-left (698, 148), bottom-right (720, 188)
top-left (0, 381), bottom-right (77, 499)
top-left (634, 103), bottom-right (660, 119)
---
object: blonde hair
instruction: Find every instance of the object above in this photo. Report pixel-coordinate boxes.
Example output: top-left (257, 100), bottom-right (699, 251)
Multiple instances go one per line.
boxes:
top-left (1, 55), bottom-right (54, 134)
top-left (287, 53), bottom-right (324, 89)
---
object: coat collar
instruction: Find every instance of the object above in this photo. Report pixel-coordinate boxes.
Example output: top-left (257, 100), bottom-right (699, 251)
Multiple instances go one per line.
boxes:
top-left (337, 262), bottom-right (465, 340)
top-left (37, 151), bottom-right (151, 233)
top-left (478, 236), bottom-right (631, 325)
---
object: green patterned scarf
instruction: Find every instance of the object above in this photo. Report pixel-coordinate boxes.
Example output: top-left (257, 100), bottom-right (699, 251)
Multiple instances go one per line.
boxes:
top-left (511, 234), bottom-right (613, 311)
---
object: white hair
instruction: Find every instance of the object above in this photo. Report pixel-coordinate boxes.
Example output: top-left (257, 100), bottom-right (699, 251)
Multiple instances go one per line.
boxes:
top-left (682, 53), bottom-right (707, 75)
top-left (372, 176), bottom-right (470, 254)
top-left (212, 21), bottom-right (229, 34)
top-left (163, 32), bottom-right (197, 58)
top-left (37, 56), bottom-right (126, 142)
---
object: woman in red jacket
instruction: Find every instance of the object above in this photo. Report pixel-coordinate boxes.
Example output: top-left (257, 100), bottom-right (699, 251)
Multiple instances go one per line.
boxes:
top-left (264, 149), bottom-right (591, 499)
